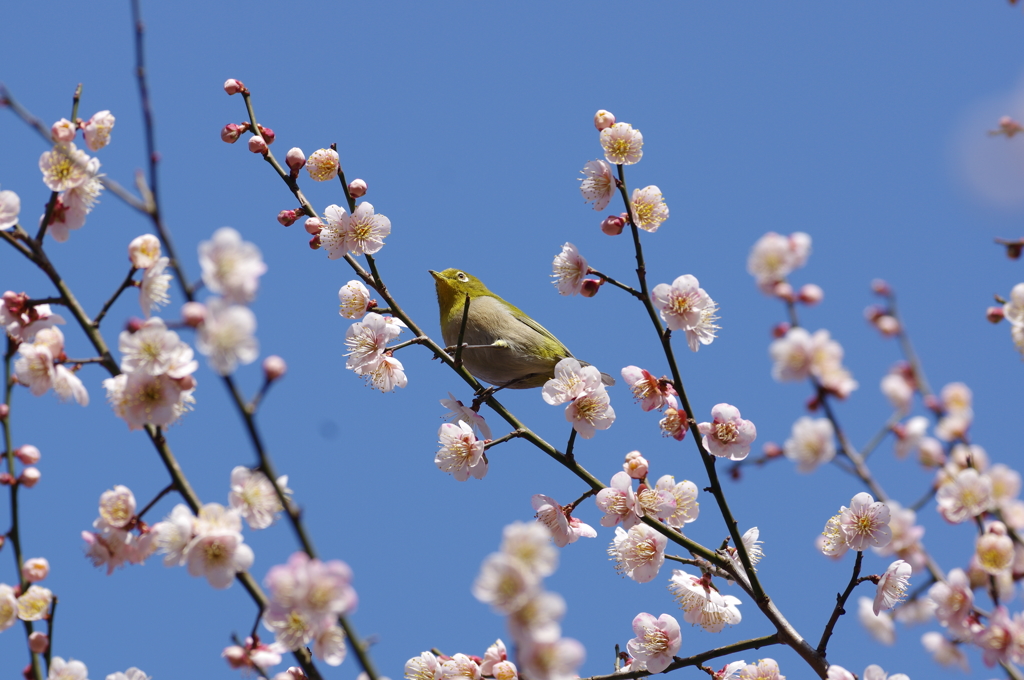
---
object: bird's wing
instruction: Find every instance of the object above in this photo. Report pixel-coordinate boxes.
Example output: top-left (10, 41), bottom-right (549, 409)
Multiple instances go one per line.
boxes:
top-left (499, 298), bottom-right (574, 357)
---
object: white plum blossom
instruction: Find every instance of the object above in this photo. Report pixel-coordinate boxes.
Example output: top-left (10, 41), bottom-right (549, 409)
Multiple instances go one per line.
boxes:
top-left (198, 227), bottom-right (267, 304)
top-left (151, 504), bottom-right (197, 567)
top-left (128, 234), bottom-right (162, 269)
top-left (655, 475), bottom-right (700, 528)
top-left (500, 522), bottom-right (558, 578)
top-left (118, 317), bottom-right (197, 378)
top-left (668, 570), bottom-right (742, 632)
top-left (405, 652), bottom-right (443, 680)
top-left (873, 560), bottom-right (912, 614)
top-left (630, 185), bottom-right (669, 232)
top-left (440, 392), bottom-right (492, 439)
top-left (229, 466), bottom-right (291, 530)
top-left (835, 492), bottom-right (892, 551)
top-left (46, 657), bottom-right (89, 680)
top-left (435, 421), bottom-right (487, 481)
top-left (551, 242), bottom-right (589, 296)
top-left (737, 659), bottom-right (785, 680)
top-left (473, 553), bottom-right (540, 614)
top-left (185, 504), bottom-right (254, 589)
top-left (344, 312), bottom-right (401, 375)
top-left (921, 631), bottom-right (969, 670)
top-left (517, 638), bottom-right (585, 680)
top-left (783, 417), bottom-right (835, 473)
top-left (312, 623), bottom-right (347, 666)
top-left (0, 584), bottom-right (17, 632)
top-left (579, 160), bottom-right (615, 210)
top-left (747, 231), bottom-right (812, 293)
top-left (862, 665), bottom-right (909, 680)
top-left (306, 148), bottom-right (339, 181)
top-left (595, 471), bottom-right (639, 528)
top-left (0, 188), bottom-right (20, 230)
top-left (17, 585), bottom-right (53, 621)
top-left (698, 403), bottom-right (757, 461)
top-left (338, 280), bottom-right (372, 319)
top-left (609, 525), bottom-right (667, 583)
top-left (564, 385), bottom-right (615, 438)
top-left (82, 110), bottom-right (115, 151)
top-left (532, 494), bottom-right (596, 548)
top-left (196, 298), bottom-right (259, 375)
top-left (139, 257), bottom-right (172, 317)
top-left (726, 527), bottom-right (764, 573)
top-left (600, 122), bottom-right (643, 165)
top-left (39, 143), bottom-right (99, 192)
top-left (98, 485), bottom-right (136, 529)
top-left (542, 358), bottom-right (597, 405)
top-left (936, 467), bottom-right (993, 523)
top-left (105, 669), bottom-right (150, 680)
top-left (320, 202), bottom-right (391, 258)
top-left (651, 275), bottom-right (719, 351)
top-left (543, 358), bottom-right (615, 438)
top-left (626, 613), bottom-right (681, 673)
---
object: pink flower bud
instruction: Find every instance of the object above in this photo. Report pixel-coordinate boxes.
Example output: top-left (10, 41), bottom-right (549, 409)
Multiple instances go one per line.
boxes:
top-left (285, 147), bottom-right (306, 172)
top-left (924, 394), bottom-right (942, 413)
top-left (0, 473), bottom-right (14, 486)
top-left (623, 451), bottom-right (648, 479)
top-left (223, 79), bottom-right (246, 95)
top-left (50, 119), bottom-right (76, 143)
top-left (257, 125), bottom-right (275, 144)
top-left (22, 557), bottom-right (49, 583)
top-left (128, 233), bottom-right (162, 269)
top-left (863, 305), bottom-right (885, 322)
top-left (580, 278), bottom-right (603, 297)
top-left (876, 315), bottom-right (900, 336)
top-left (15, 445), bottom-right (40, 465)
top-left (797, 283), bottom-right (824, 305)
top-left (263, 355), bottom-right (287, 381)
top-left (600, 215), bottom-right (625, 235)
top-left (871, 278), bottom-right (891, 296)
top-left (222, 645), bottom-right (248, 669)
top-left (19, 467), bottom-right (41, 488)
top-left (309, 234), bottom-right (322, 250)
top-left (22, 664), bottom-right (33, 680)
top-left (175, 375), bottom-right (197, 391)
top-left (125, 317), bottom-right (145, 334)
top-left (28, 632), bottom-right (48, 654)
top-left (763, 442), bottom-right (783, 458)
top-left (220, 123), bottom-right (245, 144)
top-left (1006, 242), bottom-right (1024, 260)
top-left (348, 178), bottom-right (368, 198)
top-left (594, 110), bottom-right (616, 131)
top-left (771, 322), bottom-right (791, 338)
top-left (277, 210), bottom-right (298, 227)
top-left (248, 136), bottom-right (269, 154)
top-left (181, 302), bottom-right (206, 328)
top-left (987, 306), bottom-right (1005, 323)
top-left (772, 281), bottom-right (794, 302)
top-left (304, 217), bottom-right (323, 235)
top-left (0, 404), bottom-right (8, 419)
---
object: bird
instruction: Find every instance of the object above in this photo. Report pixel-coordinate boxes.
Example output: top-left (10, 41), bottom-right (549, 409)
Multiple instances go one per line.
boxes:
top-left (430, 268), bottom-right (613, 389)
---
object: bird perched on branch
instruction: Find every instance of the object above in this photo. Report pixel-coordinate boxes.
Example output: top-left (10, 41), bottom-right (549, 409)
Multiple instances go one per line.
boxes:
top-left (430, 268), bottom-right (614, 389)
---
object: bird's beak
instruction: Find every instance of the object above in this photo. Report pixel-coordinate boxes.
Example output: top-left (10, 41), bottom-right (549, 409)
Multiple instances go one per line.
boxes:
top-left (428, 270), bottom-right (440, 281)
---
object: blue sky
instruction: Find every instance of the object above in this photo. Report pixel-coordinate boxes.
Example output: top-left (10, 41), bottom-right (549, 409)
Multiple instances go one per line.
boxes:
top-left (3, 2), bottom-right (1024, 679)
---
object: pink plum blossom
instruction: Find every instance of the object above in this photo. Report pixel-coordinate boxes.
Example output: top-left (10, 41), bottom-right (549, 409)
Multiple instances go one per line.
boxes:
top-left (82, 110), bottom-right (115, 150)
top-left (306, 148), bottom-right (339, 181)
top-left (621, 366), bottom-right (675, 411)
top-left (609, 525), bottom-right (666, 583)
top-left (551, 242), bottom-right (589, 296)
top-left (436, 421), bottom-right (487, 481)
top-left (873, 560), bottom-right (912, 614)
top-left (698, 403), bottom-right (757, 461)
top-left (579, 160), bottom-right (615, 210)
top-left (626, 613), bottom-right (681, 673)
top-left (668, 570), bottom-right (742, 632)
top-left (595, 472), bottom-right (639, 528)
top-left (600, 122), bottom-right (643, 165)
top-left (630, 185), bottom-right (669, 232)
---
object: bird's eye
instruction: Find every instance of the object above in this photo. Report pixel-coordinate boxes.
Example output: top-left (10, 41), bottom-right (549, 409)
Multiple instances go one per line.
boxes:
top-left (457, 272), bottom-right (468, 282)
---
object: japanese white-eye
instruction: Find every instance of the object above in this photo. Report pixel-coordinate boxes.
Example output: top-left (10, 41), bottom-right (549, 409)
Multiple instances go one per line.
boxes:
top-left (430, 268), bottom-right (613, 389)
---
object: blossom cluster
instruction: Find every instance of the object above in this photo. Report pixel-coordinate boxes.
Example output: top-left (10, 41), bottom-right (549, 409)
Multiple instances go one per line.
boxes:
top-left (103, 316), bottom-right (197, 430)
top-left (81, 485), bottom-right (156, 574)
top-left (261, 552), bottom-right (356, 667)
top-left (148, 501), bottom-right (254, 589)
top-left (768, 326), bottom-right (858, 399)
top-left (542, 358), bottom-right (615, 438)
top-left (746, 231), bottom-right (811, 295)
top-left (651, 274), bottom-right (719, 352)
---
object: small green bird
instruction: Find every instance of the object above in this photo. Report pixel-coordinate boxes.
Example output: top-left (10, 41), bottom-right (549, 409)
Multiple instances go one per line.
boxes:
top-left (430, 268), bottom-right (613, 389)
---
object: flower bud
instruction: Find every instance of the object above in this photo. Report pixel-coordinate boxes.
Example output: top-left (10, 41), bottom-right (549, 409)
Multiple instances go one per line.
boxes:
top-left (1007, 242), bottom-right (1023, 260)
top-left (875, 315), bottom-right (900, 336)
top-left (309, 234), bottom-right (322, 250)
top-left (19, 467), bottom-right (40, 488)
top-left (181, 302), bottom-right (206, 328)
top-left (22, 557), bottom-right (49, 583)
top-left (306, 148), bottom-right (340, 182)
top-left (771, 322), bottom-right (791, 338)
top-left (257, 125), bottom-right (275, 145)
top-left (222, 645), bottom-right (248, 669)
top-left (223, 79), bottom-right (246, 95)
top-left (51, 119), bottom-right (76, 143)
top-left (594, 110), bottom-right (616, 131)
top-left (600, 214), bottom-right (625, 236)
top-left (304, 217), bottom-right (323, 235)
top-left (987, 306), bottom-right (1005, 323)
top-left (871, 278), bottom-right (891, 296)
top-left (623, 450), bottom-right (648, 479)
top-left (277, 210), bottom-right (298, 227)
top-left (221, 123), bottom-right (245, 144)
top-left (0, 404), bottom-right (8, 419)
top-left (0, 473), bottom-right (14, 486)
top-left (128, 233), bottom-right (162, 269)
top-left (263, 355), bottom-right (287, 381)
top-left (772, 281), bottom-right (794, 302)
top-left (28, 632), bottom-right (48, 654)
top-left (797, 283), bottom-right (824, 305)
top-left (175, 374), bottom-right (197, 392)
top-left (763, 442), bottom-right (784, 458)
top-left (125, 317), bottom-right (145, 334)
top-left (580, 278), bottom-right (603, 297)
top-left (248, 136), bottom-right (269, 154)
top-left (22, 664), bottom-right (32, 680)
top-left (285, 147), bottom-right (306, 172)
top-left (348, 178), bottom-right (367, 198)
top-left (15, 445), bottom-right (40, 465)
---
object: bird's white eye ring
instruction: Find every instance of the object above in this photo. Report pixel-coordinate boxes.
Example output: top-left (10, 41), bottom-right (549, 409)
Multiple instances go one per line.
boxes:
top-left (457, 272), bottom-right (468, 282)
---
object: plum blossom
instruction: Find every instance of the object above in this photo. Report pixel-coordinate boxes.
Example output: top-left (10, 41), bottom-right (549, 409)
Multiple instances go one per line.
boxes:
top-left (364, 354), bottom-right (408, 392)
top-left (630, 186), bottom-right (669, 232)
top-left (833, 492), bottom-right (892, 551)
top-left (473, 553), bottom-right (540, 614)
top-left (440, 392), bottom-right (492, 439)
top-left (517, 638), bottom-right (585, 680)
top-left (668, 570), bottom-right (742, 632)
top-left (551, 242), bottom-right (589, 296)
top-left (651, 275), bottom-right (719, 351)
top-left (196, 298), bottom-right (259, 375)
top-left (480, 640), bottom-right (509, 677)
top-left (436, 421), bottom-right (487, 481)
top-left (118, 317), bottom-right (197, 378)
top-left (139, 257), bottom-right (172, 317)
top-left (972, 605), bottom-right (1022, 667)
top-left (621, 366), bottom-right (675, 411)
top-left (40, 143), bottom-right (99, 192)
top-left (623, 450), bottom-right (649, 479)
top-left (726, 528), bottom-right (764, 573)
top-left (320, 203), bottom-right (391, 257)
top-left (600, 122), bottom-right (643, 165)
top-left (626, 613), bottom-right (681, 673)
top-left (858, 597), bottom-right (895, 645)
top-left (46, 657), bottom-right (89, 680)
top-left (936, 467), bottom-right (993, 523)
top-left (106, 668), bottom-right (151, 680)
top-left (609, 525), bottom-right (666, 583)
top-left (99, 485), bottom-right (136, 529)
top-left (185, 504), bottom-right (254, 589)
top-left (128, 234), bottom-right (162, 269)
top-left (405, 652), bottom-right (442, 680)
top-left (921, 631), bottom-right (969, 670)
top-left (564, 385), bottom-right (615, 438)
top-left (82, 110), bottom-right (115, 151)
top-left (22, 557), bottom-right (49, 583)
top-left (927, 567), bottom-right (973, 634)
top-left (198, 227), bottom-right (267, 304)
top-left (306, 148), bottom-right (339, 181)
top-left (229, 466), bottom-right (291, 530)
top-left (655, 475), bottom-right (700, 528)
top-left (345, 312), bottom-right (402, 375)
top-left (595, 472), bottom-right (639, 528)
top-left (783, 417), bottom-right (835, 473)
top-left (747, 231), bottom-right (811, 294)
top-left (0, 584), bottom-right (17, 632)
top-left (17, 585), bottom-right (52, 621)
top-left (338, 280), bottom-right (372, 319)
top-left (737, 659), bottom-right (784, 680)
top-left (579, 160), bottom-right (615, 210)
top-left (532, 494), bottom-right (596, 548)
top-left (499, 522), bottom-right (558, 578)
top-left (151, 504), bottom-right (197, 567)
top-left (0, 188), bottom-right (20, 230)
top-left (659, 396), bottom-right (688, 441)
top-left (975, 521), bottom-right (1014, 574)
top-left (543, 358), bottom-right (615, 438)
top-left (698, 404), bottom-right (757, 461)
top-left (873, 560), bottom-right (912, 614)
